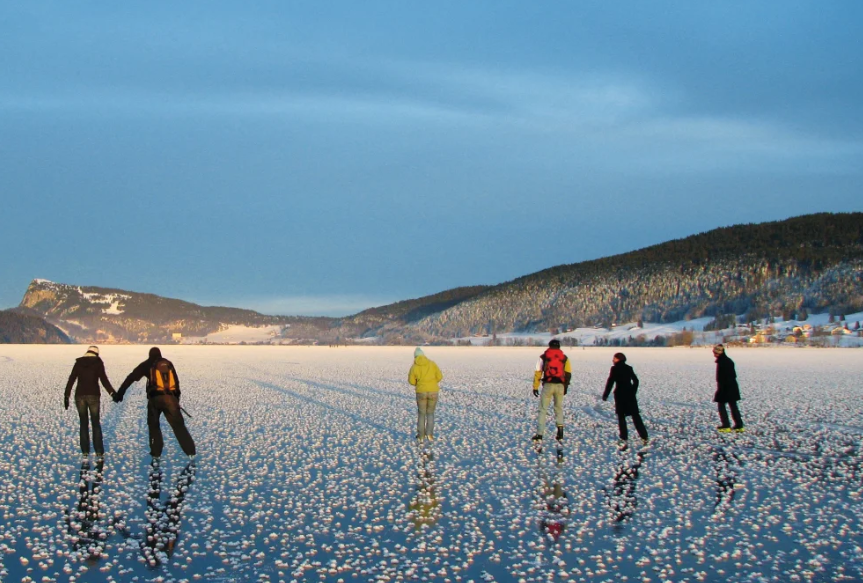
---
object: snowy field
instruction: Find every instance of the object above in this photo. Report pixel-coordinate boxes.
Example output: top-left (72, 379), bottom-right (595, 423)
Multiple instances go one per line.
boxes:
top-left (1, 345), bottom-right (863, 583)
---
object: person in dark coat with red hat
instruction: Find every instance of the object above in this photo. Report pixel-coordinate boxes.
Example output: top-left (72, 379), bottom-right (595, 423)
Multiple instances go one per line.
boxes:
top-left (713, 344), bottom-right (744, 432)
top-left (602, 352), bottom-right (648, 446)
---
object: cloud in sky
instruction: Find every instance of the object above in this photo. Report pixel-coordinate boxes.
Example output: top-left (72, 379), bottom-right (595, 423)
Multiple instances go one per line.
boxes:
top-left (0, 2), bottom-right (861, 314)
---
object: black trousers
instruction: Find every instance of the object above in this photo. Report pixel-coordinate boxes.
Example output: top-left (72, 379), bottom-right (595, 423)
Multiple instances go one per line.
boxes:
top-left (718, 401), bottom-right (744, 429)
top-left (617, 410), bottom-right (648, 440)
top-left (75, 395), bottom-right (104, 454)
top-left (147, 395), bottom-right (196, 457)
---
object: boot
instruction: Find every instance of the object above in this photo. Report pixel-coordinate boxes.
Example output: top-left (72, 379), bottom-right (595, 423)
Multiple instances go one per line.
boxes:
top-left (532, 434), bottom-right (543, 442)
top-left (556, 426), bottom-right (564, 441)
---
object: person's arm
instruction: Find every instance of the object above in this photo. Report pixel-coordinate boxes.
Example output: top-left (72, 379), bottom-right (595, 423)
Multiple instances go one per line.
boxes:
top-left (563, 358), bottom-right (572, 392)
top-left (602, 368), bottom-right (614, 401)
top-left (434, 363), bottom-right (443, 384)
top-left (172, 364), bottom-right (181, 399)
top-left (632, 369), bottom-right (639, 393)
top-left (408, 365), bottom-right (418, 387)
top-left (64, 362), bottom-right (79, 409)
top-left (532, 358), bottom-right (543, 393)
top-left (99, 361), bottom-right (116, 397)
top-left (116, 361), bottom-right (149, 400)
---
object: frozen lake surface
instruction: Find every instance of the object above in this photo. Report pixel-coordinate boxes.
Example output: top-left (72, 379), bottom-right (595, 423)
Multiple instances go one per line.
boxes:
top-left (1, 345), bottom-right (862, 583)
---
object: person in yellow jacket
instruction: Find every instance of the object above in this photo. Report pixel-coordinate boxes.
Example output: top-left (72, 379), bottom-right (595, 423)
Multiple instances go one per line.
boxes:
top-left (532, 339), bottom-right (572, 442)
top-left (408, 347), bottom-right (443, 444)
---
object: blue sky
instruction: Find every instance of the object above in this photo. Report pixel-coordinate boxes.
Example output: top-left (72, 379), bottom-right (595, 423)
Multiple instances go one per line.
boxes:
top-left (1, 2), bottom-right (861, 316)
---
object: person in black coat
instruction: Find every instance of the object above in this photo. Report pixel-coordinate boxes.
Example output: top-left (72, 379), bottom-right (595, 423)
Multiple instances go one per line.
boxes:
top-left (64, 346), bottom-right (116, 456)
top-left (713, 344), bottom-right (744, 432)
top-left (602, 353), bottom-right (648, 444)
top-left (114, 347), bottom-right (196, 458)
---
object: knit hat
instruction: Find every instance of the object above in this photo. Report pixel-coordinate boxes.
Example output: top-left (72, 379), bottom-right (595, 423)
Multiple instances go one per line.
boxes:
top-left (613, 352), bottom-right (626, 363)
top-left (414, 347), bottom-right (425, 358)
top-left (548, 339), bottom-right (561, 349)
top-left (85, 346), bottom-right (99, 355)
top-left (713, 344), bottom-right (725, 356)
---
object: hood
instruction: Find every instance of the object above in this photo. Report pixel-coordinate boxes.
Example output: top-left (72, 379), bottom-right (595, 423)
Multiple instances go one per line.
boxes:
top-left (414, 355), bottom-right (430, 366)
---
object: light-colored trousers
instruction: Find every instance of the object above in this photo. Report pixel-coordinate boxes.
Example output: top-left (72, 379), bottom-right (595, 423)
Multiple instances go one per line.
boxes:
top-left (416, 392), bottom-right (439, 439)
top-left (537, 383), bottom-right (565, 436)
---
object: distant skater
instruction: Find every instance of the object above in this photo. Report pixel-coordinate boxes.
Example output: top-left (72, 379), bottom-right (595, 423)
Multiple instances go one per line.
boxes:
top-left (408, 347), bottom-right (443, 444)
top-left (114, 347), bottom-right (197, 458)
top-left (64, 346), bottom-right (117, 456)
top-left (713, 344), bottom-right (745, 433)
top-left (602, 352), bottom-right (648, 446)
top-left (532, 339), bottom-right (572, 442)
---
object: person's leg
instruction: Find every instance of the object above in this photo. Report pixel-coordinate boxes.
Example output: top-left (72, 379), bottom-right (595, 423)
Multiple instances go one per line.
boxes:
top-left (160, 397), bottom-right (197, 456)
top-left (86, 396), bottom-right (105, 455)
top-left (617, 411), bottom-right (629, 440)
top-left (416, 393), bottom-right (428, 440)
top-left (425, 392), bottom-right (438, 439)
top-left (552, 384), bottom-right (565, 429)
top-left (729, 401), bottom-right (744, 429)
top-left (75, 397), bottom-right (91, 455)
top-left (631, 410), bottom-right (648, 440)
top-left (717, 403), bottom-right (731, 428)
top-left (537, 385), bottom-right (553, 437)
top-left (147, 399), bottom-right (165, 457)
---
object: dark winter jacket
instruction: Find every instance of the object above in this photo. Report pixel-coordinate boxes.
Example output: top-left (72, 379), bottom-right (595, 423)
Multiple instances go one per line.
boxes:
top-left (116, 348), bottom-right (181, 400)
top-left (714, 353), bottom-right (741, 403)
top-left (602, 362), bottom-right (640, 415)
top-left (65, 355), bottom-right (115, 400)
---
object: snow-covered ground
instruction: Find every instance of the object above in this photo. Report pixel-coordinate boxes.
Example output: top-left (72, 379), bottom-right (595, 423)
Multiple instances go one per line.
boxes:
top-left (2, 345), bottom-right (863, 582)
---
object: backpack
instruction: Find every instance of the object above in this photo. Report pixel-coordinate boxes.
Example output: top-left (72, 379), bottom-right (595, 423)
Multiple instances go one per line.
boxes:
top-left (542, 348), bottom-right (567, 383)
top-left (150, 358), bottom-right (178, 394)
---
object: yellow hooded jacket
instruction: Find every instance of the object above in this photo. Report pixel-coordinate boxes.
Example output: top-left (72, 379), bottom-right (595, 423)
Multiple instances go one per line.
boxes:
top-left (409, 355), bottom-right (443, 393)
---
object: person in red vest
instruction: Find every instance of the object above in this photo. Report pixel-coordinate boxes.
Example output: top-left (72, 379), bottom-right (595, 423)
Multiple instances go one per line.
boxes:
top-left (532, 339), bottom-right (572, 442)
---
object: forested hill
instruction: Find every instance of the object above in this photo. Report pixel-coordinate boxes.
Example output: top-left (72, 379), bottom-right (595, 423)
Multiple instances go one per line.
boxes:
top-left (0, 309), bottom-right (71, 344)
top-left (411, 213), bottom-right (863, 338)
top-left (332, 286), bottom-right (490, 339)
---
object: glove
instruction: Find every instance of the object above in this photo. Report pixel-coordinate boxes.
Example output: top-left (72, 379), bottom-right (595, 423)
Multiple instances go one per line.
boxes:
top-left (64, 397), bottom-right (69, 410)
top-left (602, 396), bottom-right (608, 402)
top-left (564, 385), bottom-right (569, 395)
top-left (532, 388), bottom-right (539, 398)
top-left (113, 392), bottom-right (123, 403)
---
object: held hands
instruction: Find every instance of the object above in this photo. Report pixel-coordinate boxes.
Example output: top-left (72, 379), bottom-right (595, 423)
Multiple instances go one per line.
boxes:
top-left (112, 392), bottom-right (123, 403)
top-left (564, 385), bottom-right (569, 395)
top-left (532, 388), bottom-right (539, 398)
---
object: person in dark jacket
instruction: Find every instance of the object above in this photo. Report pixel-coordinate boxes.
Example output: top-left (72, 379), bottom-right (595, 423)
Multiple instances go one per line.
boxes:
top-left (65, 346), bottom-right (116, 456)
top-left (114, 347), bottom-right (196, 458)
top-left (602, 352), bottom-right (648, 445)
top-left (713, 344), bottom-right (744, 432)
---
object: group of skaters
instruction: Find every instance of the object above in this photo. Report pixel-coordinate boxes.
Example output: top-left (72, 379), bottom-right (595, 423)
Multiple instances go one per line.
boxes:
top-left (64, 346), bottom-right (196, 459)
top-left (408, 340), bottom-right (745, 449)
top-left (66, 341), bottom-right (742, 458)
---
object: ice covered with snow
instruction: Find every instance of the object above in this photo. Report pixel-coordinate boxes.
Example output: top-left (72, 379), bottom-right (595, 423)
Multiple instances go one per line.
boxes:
top-left (1, 345), bottom-right (862, 582)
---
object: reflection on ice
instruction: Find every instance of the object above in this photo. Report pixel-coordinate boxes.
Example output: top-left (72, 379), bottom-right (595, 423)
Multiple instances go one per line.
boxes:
top-left (65, 457), bottom-right (106, 561)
